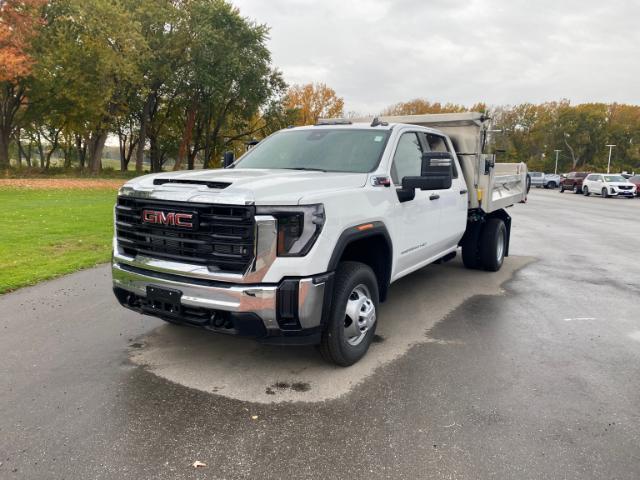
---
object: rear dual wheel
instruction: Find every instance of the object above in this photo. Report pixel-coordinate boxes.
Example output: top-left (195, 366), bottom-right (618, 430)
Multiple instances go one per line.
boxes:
top-left (461, 218), bottom-right (506, 272)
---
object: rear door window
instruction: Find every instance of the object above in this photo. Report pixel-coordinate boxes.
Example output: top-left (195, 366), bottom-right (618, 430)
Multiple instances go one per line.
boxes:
top-left (422, 132), bottom-right (458, 179)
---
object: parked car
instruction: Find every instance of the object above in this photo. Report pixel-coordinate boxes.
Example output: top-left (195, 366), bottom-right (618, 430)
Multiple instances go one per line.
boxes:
top-left (629, 175), bottom-right (640, 196)
top-left (582, 174), bottom-right (637, 198)
top-left (112, 113), bottom-right (528, 366)
top-left (559, 172), bottom-right (590, 193)
top-left (530, 172), bottom-right (560, 189)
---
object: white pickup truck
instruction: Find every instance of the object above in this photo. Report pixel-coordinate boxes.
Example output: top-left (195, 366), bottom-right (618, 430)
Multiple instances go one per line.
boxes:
top-left (112, 112), bottom-right (527, 366)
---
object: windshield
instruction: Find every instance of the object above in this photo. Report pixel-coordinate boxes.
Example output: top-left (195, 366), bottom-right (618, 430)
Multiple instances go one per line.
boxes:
top-left (235, 129), bottom-right (390, 173)
top-left (604, 175), bottom-right (626, 182)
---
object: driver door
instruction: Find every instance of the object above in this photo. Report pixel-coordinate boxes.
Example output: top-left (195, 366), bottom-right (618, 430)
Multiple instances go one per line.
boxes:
top-left (390, 131), bottom-right (443, 277)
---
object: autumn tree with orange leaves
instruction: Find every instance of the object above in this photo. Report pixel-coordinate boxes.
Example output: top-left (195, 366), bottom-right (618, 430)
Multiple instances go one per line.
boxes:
top-left (0, 0), bottom-right (45, 168)
top-left (285, 83), bottom-right (344, 126)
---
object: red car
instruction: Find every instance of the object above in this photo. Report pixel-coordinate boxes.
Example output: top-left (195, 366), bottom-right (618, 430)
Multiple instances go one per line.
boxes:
top-left (559, 172), bottom-right (590, 193)
top-left (629, 175), bottom-right (640, 196)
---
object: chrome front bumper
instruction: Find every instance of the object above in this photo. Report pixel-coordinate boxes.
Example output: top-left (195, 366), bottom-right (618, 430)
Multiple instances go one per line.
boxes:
top-left (112, 262), bottom-right (332, 342)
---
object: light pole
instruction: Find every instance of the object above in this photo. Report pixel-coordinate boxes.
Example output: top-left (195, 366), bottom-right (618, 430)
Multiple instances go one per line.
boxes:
top-left (554, 149), bottom-right (562, 174)
top-left (606, 144), bottom-right (616, 174)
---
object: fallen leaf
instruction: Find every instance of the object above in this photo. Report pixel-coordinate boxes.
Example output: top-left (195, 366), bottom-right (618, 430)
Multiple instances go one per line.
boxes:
top-left (192, 461), bottom-right (207, 468)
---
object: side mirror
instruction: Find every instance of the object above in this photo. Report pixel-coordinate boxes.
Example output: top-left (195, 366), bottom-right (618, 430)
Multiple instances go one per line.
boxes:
top-left (401, 152), bottom-right (453, 191)
top-left (223, 151), bottom-right (235, 168)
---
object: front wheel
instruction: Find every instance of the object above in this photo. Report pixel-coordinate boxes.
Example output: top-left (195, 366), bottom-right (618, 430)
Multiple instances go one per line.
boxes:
top-left (479, 218), bottom-right (506, 272)
top-left (319, 261), bottom-right (379, 366)
top-left (559, 185), bottom-right (565, 193)
top-left (548, 181), bottom-right (557, 189)
top-left (602, 188), bottom-right (609, 198)
top-left (583, 186), bottom-right (590, 196)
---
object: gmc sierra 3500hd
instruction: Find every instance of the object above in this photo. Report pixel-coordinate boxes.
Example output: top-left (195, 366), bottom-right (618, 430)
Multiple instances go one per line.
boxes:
top-left (112, 112), bottom-right (527, 366)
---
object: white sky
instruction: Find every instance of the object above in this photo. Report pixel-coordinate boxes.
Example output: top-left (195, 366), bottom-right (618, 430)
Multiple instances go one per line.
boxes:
top-left (231, 0), bottom-right (640, 115)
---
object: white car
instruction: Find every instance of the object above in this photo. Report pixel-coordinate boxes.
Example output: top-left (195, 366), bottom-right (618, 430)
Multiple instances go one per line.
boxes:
top-left (582, 174), bottom-right (637, 198)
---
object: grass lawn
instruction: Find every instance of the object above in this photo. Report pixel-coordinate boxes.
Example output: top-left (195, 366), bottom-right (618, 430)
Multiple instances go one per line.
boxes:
top-left (1, 187), bottom-right (118, 293)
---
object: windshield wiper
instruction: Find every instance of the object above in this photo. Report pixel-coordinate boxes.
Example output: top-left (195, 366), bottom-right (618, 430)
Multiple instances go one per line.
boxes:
top-left (284, 167), bottom-right (327, 172)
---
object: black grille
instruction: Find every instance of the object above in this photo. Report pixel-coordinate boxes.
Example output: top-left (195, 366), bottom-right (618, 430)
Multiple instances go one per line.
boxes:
top-left (116, 197), bottom-right (255, 273)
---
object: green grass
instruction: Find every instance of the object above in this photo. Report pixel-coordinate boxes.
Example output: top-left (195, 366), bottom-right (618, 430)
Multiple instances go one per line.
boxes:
top-left (1, 188), bottom-right (117, 293)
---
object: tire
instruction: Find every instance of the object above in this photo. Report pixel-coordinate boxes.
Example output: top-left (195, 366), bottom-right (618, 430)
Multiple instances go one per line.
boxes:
top-left (547, 181), bottom-right (557, 189)
top-left (573, 184), bottom-right (581, 194)
top-left (461, 228), bottom-right (481, 270)
top-left (479, 218), bottom-right (506, 272)
top-left (602, 188), bottom-right (609, 198)
top-left (583, 186), bottom-right (590, 196)
top-left (319, 261), bottom-right (379, 367)
top-left (559, 184), bottom-right (565, 193)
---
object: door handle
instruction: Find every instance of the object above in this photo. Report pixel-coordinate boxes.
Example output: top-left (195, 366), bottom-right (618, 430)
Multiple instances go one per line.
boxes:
top-left (459, 189), bottom-right (468, 195)
top-left (429, 194), bottom-right (440, 201)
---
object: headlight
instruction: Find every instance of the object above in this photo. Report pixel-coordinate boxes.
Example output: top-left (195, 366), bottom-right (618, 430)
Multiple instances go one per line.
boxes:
top-left (257, 204), bottom-right (325, 256)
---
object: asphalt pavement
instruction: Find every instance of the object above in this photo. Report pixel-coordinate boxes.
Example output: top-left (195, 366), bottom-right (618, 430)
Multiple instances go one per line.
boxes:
top-left (1, 188), bottom-right (639, 479)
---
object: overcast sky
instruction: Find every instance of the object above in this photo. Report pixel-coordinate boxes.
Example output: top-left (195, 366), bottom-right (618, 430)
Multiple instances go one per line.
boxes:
top-left (231, 0), bottom-right (639, 115)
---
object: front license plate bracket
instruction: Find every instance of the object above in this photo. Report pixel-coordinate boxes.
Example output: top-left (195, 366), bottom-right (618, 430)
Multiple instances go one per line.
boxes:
top-left (145, 285), bottom-right (182, 315)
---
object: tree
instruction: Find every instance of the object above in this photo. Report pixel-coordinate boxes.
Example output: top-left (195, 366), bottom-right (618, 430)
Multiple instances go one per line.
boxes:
top-left (285, 83), bottom-right (343, 126)
top-left (184, 0), bottom-right (286, 169)
top-left (0, 0), bottom-right (45, 169)
top-left (32, 0), bottom-right (146, 173)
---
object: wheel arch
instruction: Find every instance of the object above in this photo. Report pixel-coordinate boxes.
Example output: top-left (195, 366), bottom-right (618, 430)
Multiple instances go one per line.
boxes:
top-left (328, 222), bottom-right (393, 302)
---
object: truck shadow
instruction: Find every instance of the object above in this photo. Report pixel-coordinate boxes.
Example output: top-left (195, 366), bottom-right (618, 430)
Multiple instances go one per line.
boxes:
top-left (130, 256), bottom-right (532, 404)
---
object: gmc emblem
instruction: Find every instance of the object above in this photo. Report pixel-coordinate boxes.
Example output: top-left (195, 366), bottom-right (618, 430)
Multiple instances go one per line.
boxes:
top-left (142, 209), bottom-right (194, 228)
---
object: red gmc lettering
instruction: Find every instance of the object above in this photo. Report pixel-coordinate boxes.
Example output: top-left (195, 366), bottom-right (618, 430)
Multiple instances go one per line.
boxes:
top-left (142, 210), bottom-right (193, 228)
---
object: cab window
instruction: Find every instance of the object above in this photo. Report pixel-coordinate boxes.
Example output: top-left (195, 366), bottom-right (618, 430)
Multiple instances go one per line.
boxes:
top-left (390, 132), bottom-right (423, 184)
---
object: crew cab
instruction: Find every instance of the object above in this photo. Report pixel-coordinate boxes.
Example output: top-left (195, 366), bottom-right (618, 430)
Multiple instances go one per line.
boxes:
top-left (112, 113), bottom-right (527, 366)
top-left (582, 174), bottom-right (637, 198)
top-left (559, 172), bottom-right (590, 193)
top-left (530, 172), bottom-right (560, 189)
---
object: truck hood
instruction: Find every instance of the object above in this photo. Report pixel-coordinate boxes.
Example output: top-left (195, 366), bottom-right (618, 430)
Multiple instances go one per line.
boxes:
top-left (119, 168), bottom-right (368, 205)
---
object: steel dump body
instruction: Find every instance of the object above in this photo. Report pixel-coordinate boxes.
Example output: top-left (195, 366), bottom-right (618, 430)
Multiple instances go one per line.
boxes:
top-left (368, 113), bottom-right (528, 212)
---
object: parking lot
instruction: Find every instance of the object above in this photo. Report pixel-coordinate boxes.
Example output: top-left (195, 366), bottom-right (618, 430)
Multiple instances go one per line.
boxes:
top-left (1, 188), bottom-right (639, 479)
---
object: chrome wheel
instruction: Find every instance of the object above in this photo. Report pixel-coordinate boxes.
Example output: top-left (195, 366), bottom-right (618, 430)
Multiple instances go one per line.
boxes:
top-left (344, 284), bottom-right (376, 346)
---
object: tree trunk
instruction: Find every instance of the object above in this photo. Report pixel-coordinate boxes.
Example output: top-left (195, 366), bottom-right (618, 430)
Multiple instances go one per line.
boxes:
top-left (76, 135), bottom-right (87, 169)
top-left (0, 129), bottom-right (9, 169)
top-left (35, 131), bottom-right (45, 168)
top-left (188, 149), bottom-right (196, 170)
top-left (564, 136), bottom-right (578, 168)
top-left (44, 130), bottom-right (60, 169)
top-left (88, 131), bottom-right (107, 174)
top-left (15, 128), bottom-right (22, 168)
top-left (135, 96), bottom-right (152, 173)
top-left (173, 102), bottom-right (197, 171)
top-left (118, 132), bottom-right (128, 171)
top-left (24, 142), bottom-right (32, 167)
top-left (149, 133), bottom-right (161, 173)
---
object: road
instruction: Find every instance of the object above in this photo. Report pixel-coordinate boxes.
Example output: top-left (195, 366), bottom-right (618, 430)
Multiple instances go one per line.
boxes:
top-left (1, 189), bottom-right (639, 479)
